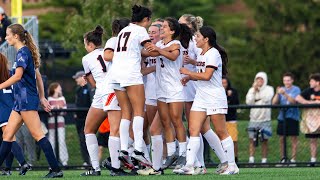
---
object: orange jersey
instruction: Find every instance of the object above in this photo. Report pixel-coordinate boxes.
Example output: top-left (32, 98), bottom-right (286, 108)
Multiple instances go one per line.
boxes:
top-left (98, 117), bottom-right (110, 133)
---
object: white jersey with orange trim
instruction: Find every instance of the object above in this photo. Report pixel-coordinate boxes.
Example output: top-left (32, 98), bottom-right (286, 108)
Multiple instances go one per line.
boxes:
top-left (181, 39), bottom-right (198, 102)
top-left (144, 56), bottom-right (157, 100)
top-left (103, 37), bottom-right (117, 94)
top-left (109, 23), bottom-right (150, 85)
top-left (82, 48), bottom-right (108, 97)
top-left (194, 47), bottom-right (227, 108)
top-left (155, 40), bottom-right (185, 101)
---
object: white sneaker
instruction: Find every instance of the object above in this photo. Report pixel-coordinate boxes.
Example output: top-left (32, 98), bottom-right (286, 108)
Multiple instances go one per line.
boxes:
top-left (179, 165), bottom-right (195, 175)
top-left (261, 158), bottom-right (267, 163)
top-left (234, 164), bottom-right (240, 174)
top-left (249, 156), bottom-right (254, 163)
top-left (194, 166), bottom-right (207, 175)
top-left (137, 167), bottom-right (163, 176)
top-left (289, 159), bottom-right (296, 167)
top-left (214, 162), bottom-right (228, 174)
top-left (220, 167), bottom-right (236, 175)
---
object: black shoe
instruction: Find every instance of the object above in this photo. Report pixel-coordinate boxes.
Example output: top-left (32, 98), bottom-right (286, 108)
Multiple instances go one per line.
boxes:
top-left (80, 168), bottom-right (101, 176)
top-left (19, 163), bottom-right (32, 175)
top-left (102, 157), bottom-right (112, 170)
top-left (1, 168), bottom-right (11, 176)
top-left (43, 169), bottom-right (63, 178)
top-left (130, 168), bottom-right (139, 175)
top-left (110, 168), bottom-right (131, 176)
top-left (162, 154), bottom-right (178, 169)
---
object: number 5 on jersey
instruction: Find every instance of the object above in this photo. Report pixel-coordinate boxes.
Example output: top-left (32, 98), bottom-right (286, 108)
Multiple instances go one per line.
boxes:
top-left (116, 32), bottom-right (131, 52)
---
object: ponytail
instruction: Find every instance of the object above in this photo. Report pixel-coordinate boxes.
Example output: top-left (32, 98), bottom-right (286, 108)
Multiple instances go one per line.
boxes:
top-left (179, 23), bottom-right (192, 49)
top-left (8, 24), bottom-right (41, 68)
top-left (199, 26), bottom-right (228, 76)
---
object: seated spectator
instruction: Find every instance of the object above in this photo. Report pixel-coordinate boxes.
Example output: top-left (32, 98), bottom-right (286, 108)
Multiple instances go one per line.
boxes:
top-left (272, 72), bottom-right (300, 164)
top-left (296, 73), bottom-right (320, 165)
top-left (246, 72), bottom-right (274, 163)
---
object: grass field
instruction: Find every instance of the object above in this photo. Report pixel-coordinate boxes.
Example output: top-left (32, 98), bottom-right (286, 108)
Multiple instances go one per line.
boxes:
top-left (4, 168), bottom-right (320, 180)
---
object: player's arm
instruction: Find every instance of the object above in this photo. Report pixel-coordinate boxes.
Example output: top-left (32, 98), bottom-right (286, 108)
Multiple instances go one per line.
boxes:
top-left (0, 67), bottom-right (23, 90)
top-left (35, 69), bottom-right (52, 112)
top-left (85, 73), bottom-right (96, 89)
top-left (180, 66), bottom-right (214, 81)
top-left (141, 57), bottom-right (156, 76)
top-left (103, 49), bottom-right (114, 62)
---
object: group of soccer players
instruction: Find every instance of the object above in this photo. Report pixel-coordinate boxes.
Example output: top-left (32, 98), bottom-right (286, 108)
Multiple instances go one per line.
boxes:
top-left (80, 4), bottom-right (239, 176)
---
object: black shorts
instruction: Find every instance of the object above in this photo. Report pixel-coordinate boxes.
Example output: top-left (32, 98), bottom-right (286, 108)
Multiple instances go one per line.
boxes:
top-left (97, 132), bottom-right (110, 147)
top-left (305, 134), bottom-right (320, 138)
top-left (277, 119), bottom-right (299, 136)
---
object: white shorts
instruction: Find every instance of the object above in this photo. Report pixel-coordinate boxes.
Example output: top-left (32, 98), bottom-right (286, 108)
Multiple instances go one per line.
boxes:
top-left (183, 81), bottom-right (196, 102)
top-left (91, 93), bottom-right (108, 109)
top-left (145, 99), bottom-right (157, 106)
top-left (157, 98), bottom-right (185, 103)
top-left (103, 93), bottom-right (121, 112)
top-left (110, 78), bottom-right (143, 92)
top-left (191, 104), bottom-right (228, 115)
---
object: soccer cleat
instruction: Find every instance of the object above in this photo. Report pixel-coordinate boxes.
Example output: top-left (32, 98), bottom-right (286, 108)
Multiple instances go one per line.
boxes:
top-left (172, 156), bottom-right (186, 173)
top-left (19, 163), bottom-right (32, 175)
top-left (1, 168), bottom-right (12, 176)
top-left (118, 150), bottom-right (135, 170)
top-left (110, 168), bottom-right (131, 176)
top-left (219, 167), bottom-right (236, 175)
top-left (137, 167), bottom-right (163, 176)
top-left (178, 165), bottom-right (195, 175)
top-left (162, 154), bottom-right (178, 169)
top-left (214, 161), bottom-right (228, 174)
top-left (194, 166), bottom-right (207, 175)
top-left (234, 163), bottom-right (240, 174)
top-left (102, 157), bottom-right (112, 170)
top-left (80, 168), bottom-right (101, 176)
top-left (43, 169), bottom-right (63, 178)
top-left (131, 150), bottom-right (152, 167)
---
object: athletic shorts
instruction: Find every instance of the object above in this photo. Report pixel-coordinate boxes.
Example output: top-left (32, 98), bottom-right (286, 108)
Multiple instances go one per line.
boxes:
top-left (145, 99), bottom-right (157, 106)
top-left (91, 93), bottom-right (108, 109)
top-left (191, 104), bottom-right (227, 115)
top-left (103, 93), bottom-right (121, 112)
top-left (183, 81), bottom-right (196, 102)
top-left (277, 119), bottom-right (299, 136)
top-left (157, 98), bottom-right (185, 104)
top-left (110, 81), bottom-right (143, 92)
top-left (226, 122), bottom-right (238, 141)
top-left (248, 121), bottom-right (272, 140)
top-left (97, 132), bottom-right (110, 147)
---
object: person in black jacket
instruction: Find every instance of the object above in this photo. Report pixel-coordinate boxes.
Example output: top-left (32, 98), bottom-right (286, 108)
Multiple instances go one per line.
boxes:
top-left (0, 7), bottom-right (11, 44)
top-left (73, 71), bottom-right (91, 166)
top-left (222, 76), bottom-right (240, 163)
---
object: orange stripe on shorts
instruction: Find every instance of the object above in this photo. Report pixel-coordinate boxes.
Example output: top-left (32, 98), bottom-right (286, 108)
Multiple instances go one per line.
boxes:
top-left (105, 93), bottom-right (116, 106)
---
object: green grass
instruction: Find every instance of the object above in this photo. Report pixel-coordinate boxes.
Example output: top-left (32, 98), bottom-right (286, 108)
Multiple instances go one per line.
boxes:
top-left (28, 119), bottom-right (316, 166)
top-left (5, 168), bottom-right (320, 180)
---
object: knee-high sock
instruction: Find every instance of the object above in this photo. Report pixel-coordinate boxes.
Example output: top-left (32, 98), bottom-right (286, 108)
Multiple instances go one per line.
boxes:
top-left (151, 135), bottom-right (163, 170)
top-left (196, 134), bottom-right (205, 167)
top-left (221, 136), bottom-right (235, 168)
top-left (120, 119), bottom-right (131, 151)
top-left (11, 141), bottom-right (26, 166)
top-left (186, 137), bottom-right (200, 166)
top-left (108, 136), bottom-right (121, 169)
top-left (38, 137), bottom-right (60, 172)
top-left (85, 134), bottom-right (100, 171)
top-left (133, 116), bottom-right (144, 152)
top-left (203, 129), bottom-right (228, 163)
top-left (5, 151), bottom-right (14, 169)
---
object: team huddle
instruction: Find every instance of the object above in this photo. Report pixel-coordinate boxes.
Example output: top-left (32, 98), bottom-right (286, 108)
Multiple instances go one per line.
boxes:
top-left (79, 5), bottom-right (239, 176)
top-left (0, 4), bottom-right (238, 178)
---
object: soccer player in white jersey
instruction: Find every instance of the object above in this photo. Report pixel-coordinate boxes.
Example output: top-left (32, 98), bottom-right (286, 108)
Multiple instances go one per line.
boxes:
top-left (144, 17), bottom-right (193, 172)
top-left (102, 19), bottom-right (131, 176)
top-left (80, 25), bottom-right (108, 176)
top-left (108, 5), bottom-right (152, 168)
top-left (179, 26), bottom-right (238, 175)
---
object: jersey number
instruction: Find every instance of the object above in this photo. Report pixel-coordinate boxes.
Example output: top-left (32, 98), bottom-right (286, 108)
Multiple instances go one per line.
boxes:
top-left (116, 32), bottom-right (131, 52)
top-left (97, 55), bottom-right (107, 72)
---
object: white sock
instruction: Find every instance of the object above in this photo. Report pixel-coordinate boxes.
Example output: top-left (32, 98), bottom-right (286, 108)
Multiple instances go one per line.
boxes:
top-left (203, 129), bottom-right (228, 163)
top-left (186, 136), bottom-right (200, 166)
top-left (221, 136), bottom-right (235, 166)
top-left (151, 135), bottom-right (163, 170)
top-left (120, 119), bottom-right (131, 151)
top-left (142, 140), bottom-right (151, 162)
top-left (167, 142), bottom-right (176, 156)
top-left (85, 134), bottom-right (100, 171)
top-left (146, 144), bottom-right (151, 154)
top-left (179, 141), bottom-right (187, 157)
top-left (196, 134), bottom-right (205, 167)
top-left (108, 136), bottom-right (120, 169)
top-left (133, 116), bottom-right (144, 152)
